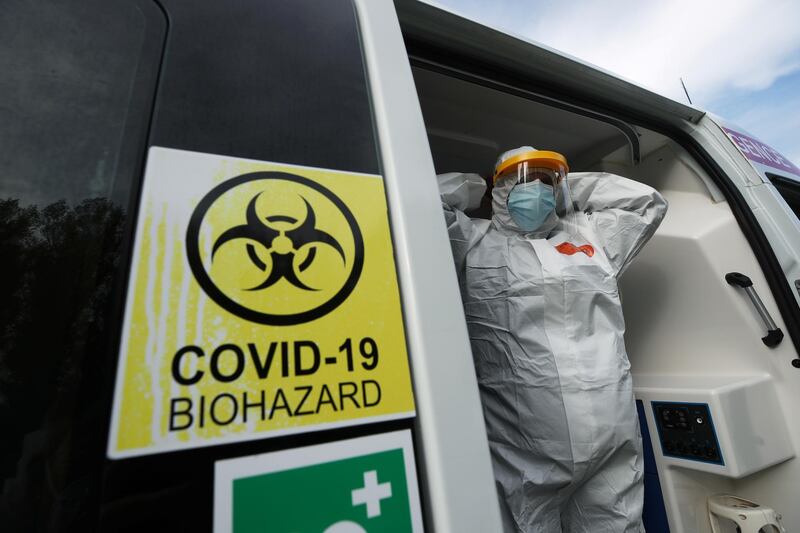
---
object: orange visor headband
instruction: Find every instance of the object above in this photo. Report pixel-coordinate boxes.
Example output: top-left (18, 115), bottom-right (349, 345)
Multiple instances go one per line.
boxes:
top-left (493, 150), bottom-right (569, 183)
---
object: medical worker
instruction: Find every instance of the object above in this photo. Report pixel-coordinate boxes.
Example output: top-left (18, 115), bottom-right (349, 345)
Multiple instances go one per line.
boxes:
top-left (438, 147), bottom-right (667, 532)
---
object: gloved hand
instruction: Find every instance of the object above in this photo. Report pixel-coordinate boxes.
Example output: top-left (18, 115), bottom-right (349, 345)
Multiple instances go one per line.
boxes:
top-left (437, 172), bottom-right (487, 211)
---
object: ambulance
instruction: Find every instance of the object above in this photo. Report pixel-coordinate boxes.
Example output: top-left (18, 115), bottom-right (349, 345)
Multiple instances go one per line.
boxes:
top-left (2, 0), bottom-right (800, 532)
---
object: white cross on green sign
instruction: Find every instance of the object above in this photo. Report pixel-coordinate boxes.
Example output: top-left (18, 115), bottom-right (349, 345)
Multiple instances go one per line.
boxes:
top-left (214, 431), bottom-right (423, 532)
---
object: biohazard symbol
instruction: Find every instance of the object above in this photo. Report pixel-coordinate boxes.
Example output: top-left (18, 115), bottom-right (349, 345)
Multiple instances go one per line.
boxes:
top-left (186, 171), bottom-right (364, 326)
top-left (211, 193), bottom-right (345, 292)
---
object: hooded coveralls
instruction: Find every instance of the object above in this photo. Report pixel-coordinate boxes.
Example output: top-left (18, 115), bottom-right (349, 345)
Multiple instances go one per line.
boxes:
top-left (438, 170), bottom-right (667, 532)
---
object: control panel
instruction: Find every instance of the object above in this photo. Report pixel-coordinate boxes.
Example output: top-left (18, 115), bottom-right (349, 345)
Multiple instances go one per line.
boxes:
top-left (652, 402), bottom-right (723, 465)
top-left (636, 375), bottom-right (793, 477)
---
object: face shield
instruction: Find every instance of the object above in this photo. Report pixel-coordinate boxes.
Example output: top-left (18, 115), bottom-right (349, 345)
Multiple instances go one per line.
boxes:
top-left (493, 150), bottom-right (574, 233)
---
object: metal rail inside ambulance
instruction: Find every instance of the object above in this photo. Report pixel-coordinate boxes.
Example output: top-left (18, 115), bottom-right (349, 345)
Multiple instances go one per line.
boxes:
top-left (2, 0), bottom-right (800, 532)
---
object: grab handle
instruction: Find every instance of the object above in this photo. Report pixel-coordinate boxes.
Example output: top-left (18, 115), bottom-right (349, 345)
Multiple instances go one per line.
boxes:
top-left (725, 272), bottom-right (784, 348)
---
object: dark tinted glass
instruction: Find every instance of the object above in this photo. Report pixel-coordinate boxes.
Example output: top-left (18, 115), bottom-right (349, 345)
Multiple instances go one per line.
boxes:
top-left (151, 0), bottom-right (380, 175)
top-left (0, 0), bottom-right (164, 530)
top-left (767, 173), bottom-right (800, 220)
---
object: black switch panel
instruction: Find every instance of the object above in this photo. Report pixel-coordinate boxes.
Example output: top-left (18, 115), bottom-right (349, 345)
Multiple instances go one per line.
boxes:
top-left (651, 402), bottom-right (724, 465)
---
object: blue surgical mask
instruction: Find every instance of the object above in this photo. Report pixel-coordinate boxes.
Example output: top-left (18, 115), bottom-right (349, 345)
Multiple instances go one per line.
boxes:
top-left (507, 182), bottom-right (556, 231)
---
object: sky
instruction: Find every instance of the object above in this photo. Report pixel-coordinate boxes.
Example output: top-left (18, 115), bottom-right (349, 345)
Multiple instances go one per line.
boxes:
top-left (426, 0), bottom-right (800, 166)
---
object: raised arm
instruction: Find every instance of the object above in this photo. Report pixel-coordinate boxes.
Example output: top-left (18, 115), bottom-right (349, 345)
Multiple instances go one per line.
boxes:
top-left (568, 172), bottom-right (668, 275)
top-left (437, 172), bottom-right (488, 273)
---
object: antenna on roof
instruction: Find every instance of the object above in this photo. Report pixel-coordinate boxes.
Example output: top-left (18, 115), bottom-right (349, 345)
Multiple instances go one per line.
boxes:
top-left (680, 77), bottom-right (693, 105)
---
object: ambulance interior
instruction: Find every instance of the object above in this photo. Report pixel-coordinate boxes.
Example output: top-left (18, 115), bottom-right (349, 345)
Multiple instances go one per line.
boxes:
top-left (410, 66), bottom-right (800, 533)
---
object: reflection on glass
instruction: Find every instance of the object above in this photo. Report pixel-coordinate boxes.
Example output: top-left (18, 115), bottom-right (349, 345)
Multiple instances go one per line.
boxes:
top-left (0, 0), bottom-right (161, 529)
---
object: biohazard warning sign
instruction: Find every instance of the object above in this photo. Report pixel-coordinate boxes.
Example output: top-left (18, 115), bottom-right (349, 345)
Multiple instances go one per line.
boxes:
top-left (107, 147), bottom-right (415, 458)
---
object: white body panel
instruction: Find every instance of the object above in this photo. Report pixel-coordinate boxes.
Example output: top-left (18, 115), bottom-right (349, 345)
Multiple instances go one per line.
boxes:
top-left (621, 127), bottom-right (800, 532)
top-left (354, 1), bottom-right (503, 531)
top-left (698, 115), bottom-right (800, 309)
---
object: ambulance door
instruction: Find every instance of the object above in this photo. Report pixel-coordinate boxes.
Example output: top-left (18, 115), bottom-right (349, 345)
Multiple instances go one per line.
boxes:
top-left (100, 1), bottom-right (500, 532)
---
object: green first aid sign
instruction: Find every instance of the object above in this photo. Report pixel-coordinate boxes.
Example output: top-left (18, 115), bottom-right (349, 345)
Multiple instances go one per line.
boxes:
top-left (235, 450), bottom-right (408, 532)
top-left (214, 431), bottom-right (423, 532)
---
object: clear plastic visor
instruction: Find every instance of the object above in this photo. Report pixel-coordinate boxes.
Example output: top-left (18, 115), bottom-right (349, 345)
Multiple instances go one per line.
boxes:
top-left (496, 161), bottom-right (566, 187)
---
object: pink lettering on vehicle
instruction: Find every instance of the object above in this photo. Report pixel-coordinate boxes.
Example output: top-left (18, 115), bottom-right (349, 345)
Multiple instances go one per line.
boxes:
top-left (723, 127), bottom-right (800, 176)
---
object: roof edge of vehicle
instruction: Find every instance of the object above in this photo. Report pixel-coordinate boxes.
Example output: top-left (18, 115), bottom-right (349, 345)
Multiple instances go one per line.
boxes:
top-left (708, 111), bottom-right (800, 180)
top-left (398, 0), bottom-right (706, 128)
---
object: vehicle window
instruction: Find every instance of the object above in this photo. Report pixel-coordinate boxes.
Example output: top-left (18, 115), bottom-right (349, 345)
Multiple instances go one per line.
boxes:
top-left (150, 0), bottom-right (380, 175)
top-left (767, 173), bottom-right (800, 220)
top-left (0, 0), bottom-right (164, 529)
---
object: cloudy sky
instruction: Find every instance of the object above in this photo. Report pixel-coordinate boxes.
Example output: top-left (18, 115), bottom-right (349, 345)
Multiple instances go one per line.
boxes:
top-left (427, 0), bottom-right (800, 166)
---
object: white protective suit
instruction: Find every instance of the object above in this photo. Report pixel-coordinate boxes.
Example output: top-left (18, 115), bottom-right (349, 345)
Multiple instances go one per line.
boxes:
top-left (438, 156), bottom-right (667, 532)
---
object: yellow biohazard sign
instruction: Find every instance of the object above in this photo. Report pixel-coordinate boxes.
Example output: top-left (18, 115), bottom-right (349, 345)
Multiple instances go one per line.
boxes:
top-left (108, 147), bottom-right (415, 458)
